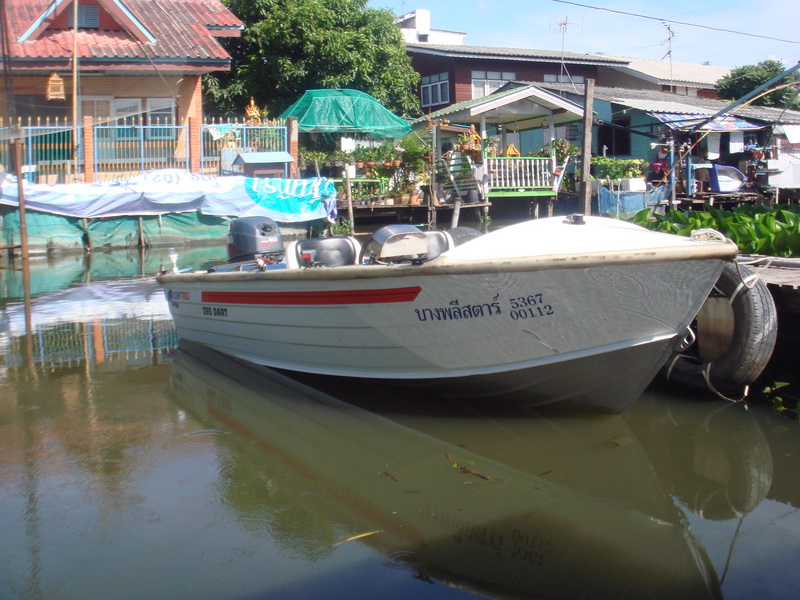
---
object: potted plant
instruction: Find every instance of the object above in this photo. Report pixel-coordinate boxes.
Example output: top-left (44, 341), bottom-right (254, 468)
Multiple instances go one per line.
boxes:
top-left (590, 157), bottom-right (647, 191)
top-left (485, 136), bottom-right (500, 156)
top-left (456, 131), bottom-right (472, 152)
top-left (353, 146), bottom-right (372, 169)
top-left (330, 150), bottom-right (353, 166)
top-left (392, 145), bottom-right (404, 166)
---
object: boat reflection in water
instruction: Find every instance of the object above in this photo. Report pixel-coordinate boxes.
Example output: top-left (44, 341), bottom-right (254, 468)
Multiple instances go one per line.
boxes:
top-left (170, 341), bottom-right (724, 600)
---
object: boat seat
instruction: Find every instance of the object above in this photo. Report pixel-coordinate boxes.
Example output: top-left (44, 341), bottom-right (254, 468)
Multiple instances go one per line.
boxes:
top-left (284, 236), bottom-right (361, 268)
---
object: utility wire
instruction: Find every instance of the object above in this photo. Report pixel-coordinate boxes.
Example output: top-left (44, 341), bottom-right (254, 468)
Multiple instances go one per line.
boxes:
top-left (547, 0), bottom-right (800, 45)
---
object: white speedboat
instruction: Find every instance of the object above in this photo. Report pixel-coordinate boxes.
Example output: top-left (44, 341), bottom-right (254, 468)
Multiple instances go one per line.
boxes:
top-left (157, 214), bottom-right (737, 413)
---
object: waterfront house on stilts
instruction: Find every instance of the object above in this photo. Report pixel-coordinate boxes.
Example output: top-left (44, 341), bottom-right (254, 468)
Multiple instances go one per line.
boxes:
top-left (419, 83), bottom-right (585, 223)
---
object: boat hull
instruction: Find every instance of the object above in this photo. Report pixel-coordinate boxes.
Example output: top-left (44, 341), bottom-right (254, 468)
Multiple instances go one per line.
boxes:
top-left (160, 254), bottom-right (728, 413)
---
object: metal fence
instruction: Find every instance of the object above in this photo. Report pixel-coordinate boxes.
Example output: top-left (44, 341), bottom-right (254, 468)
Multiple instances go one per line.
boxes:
top-left (93, 123), bottom-right (190, 182)
top-left (0, 117), bottom-right (288, 184)
top-left (200, 120), bottom-right (288, 176)
top-left (0, 118), bottom-right (78, 184)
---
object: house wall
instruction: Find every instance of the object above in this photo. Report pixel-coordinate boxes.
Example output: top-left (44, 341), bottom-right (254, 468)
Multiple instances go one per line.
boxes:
top-left (48, 0), bottom-right (122, 31)
top-left (410, 54), bottom-right (600, 107)
top-left (597, 70), bottom-right (660, 92)
top-left (2, 75), bottom-right (185, 120)
top-left (2, 72), bottom-right (207, 182)
top-left (519, 100), bottom-right (662, 168)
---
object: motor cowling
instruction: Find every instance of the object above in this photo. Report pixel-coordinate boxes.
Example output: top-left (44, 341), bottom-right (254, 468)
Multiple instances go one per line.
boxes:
top-left (227, 217), bottom-right (284, 262)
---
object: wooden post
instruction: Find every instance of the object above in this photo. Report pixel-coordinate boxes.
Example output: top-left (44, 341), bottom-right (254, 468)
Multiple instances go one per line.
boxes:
top-left (11, 138), bottom-right (30, 263)
top-left (72, 0), bottom-right (80, 182)
top-left (287, 117), bottom-right (299, 178)
top-left (579, 79), bottom-right (594, 216)
top-left (82, 218), bottom-right (92, 251)
top-left (451, 197), bottom-right (461, 228)
top-left (344, 168), bottom-right (355, 235)
top-left (11, 136), bottom-right (35, 378)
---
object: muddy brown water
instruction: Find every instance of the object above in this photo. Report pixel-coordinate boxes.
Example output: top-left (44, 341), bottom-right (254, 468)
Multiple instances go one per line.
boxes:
top-left (1, 246), bottom-right (799, 600)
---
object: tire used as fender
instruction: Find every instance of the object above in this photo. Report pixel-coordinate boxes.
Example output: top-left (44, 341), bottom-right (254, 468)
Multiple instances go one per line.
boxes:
top-left (661, 262), bottom-right (778, 398)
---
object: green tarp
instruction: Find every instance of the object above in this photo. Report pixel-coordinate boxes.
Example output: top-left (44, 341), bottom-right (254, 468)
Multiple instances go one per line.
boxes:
top-left (279, 89), bottom-right (411, 138)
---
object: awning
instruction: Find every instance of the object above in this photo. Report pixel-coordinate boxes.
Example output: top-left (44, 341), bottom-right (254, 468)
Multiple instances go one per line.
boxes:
top-left (232, 151), bottom-right (295, 165)
top-left (649, 112), bottom-right (762, 131)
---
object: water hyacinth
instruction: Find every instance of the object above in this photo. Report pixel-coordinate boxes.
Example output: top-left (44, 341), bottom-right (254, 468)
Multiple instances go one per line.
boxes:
top-left (630, 204), bottom-right (800, 257)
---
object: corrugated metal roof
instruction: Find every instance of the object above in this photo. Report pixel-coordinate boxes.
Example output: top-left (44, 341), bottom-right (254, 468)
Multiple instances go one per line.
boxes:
top-left (650, 113), bottom-right (762, 131)
top-left (605, 56), bottom-right (731, 86)
top-left (413, 83), bottom-right (584, 130)
top-left (612, 98), bottom-right (717, 115)
top-left (3, 0), bottom-right (241, 73)
top-left (406, 43), bottom-right (628, 66)
top-left (233, 152), bottom-right (295, 165)
top-left (539, 83), bottom-right (800, 125)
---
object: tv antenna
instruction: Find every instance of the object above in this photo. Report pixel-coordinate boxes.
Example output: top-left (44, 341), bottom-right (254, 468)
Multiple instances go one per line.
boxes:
top-left (661, 22), bottom-right (675, 91)
top-left (554, 16), bottom-right (570, 80)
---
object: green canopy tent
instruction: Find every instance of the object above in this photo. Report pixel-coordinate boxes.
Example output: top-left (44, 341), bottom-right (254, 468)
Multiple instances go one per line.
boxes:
top-left (279, 89), bottom-right (411, 138)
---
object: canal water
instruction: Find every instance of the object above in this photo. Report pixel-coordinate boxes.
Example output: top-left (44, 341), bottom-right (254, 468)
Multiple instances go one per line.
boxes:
top-left (1, 244), bottom-right (799, 600)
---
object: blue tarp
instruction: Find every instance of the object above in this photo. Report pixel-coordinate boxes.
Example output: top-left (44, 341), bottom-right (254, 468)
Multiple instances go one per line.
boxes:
top-left (649, 112), bottom-right (762, 131)
top-left (599, 185), bottom-right (671, 217)
top-left (0, 169), bottom-right (337, 223)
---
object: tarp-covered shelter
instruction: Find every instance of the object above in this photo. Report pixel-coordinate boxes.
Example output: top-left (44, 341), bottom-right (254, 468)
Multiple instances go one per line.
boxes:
top-left (0, 169), bottom-right (337, 253)
top-left (279, 89), bottom-right (411, 138)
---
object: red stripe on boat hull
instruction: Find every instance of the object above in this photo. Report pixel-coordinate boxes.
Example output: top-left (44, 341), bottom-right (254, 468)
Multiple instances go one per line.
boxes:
top-left (201, 286), bottom-right (422, 306)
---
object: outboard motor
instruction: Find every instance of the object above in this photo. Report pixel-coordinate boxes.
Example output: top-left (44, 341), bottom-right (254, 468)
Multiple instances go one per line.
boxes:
top-left (226, 217), bottom-right (284, 263)
top-left (359, 224), bottom-right (453, 265)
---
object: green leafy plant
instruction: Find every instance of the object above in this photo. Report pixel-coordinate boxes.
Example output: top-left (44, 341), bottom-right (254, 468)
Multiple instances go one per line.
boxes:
top-left (760, 381), bottom-right (799, 419)
top-left (330, 150), bottom-right (353, 166)
top-left (591, 157), bottom-right (646, 181)
top-left (327, 219), bottom-right (352, 236)
top-left (298, 148), bottom-right (328, 170)
top-left (629, 204), bottom-right (800, 257)
top-left (535, 139), bottom-right (578, 164)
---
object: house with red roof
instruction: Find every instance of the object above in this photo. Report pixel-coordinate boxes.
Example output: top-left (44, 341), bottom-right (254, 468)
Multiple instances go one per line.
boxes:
top-left (1, 0), bottom-right (243, 181)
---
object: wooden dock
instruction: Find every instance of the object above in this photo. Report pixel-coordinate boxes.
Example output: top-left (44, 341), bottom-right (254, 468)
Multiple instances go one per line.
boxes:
top-left (340, 200), bottom-right (492, 229)
top-left (745, 257), bottom-right (800, 314)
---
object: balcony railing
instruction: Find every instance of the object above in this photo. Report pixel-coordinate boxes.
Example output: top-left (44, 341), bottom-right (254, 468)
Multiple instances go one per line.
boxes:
top-left (485, 156), bottom-right (556, 197)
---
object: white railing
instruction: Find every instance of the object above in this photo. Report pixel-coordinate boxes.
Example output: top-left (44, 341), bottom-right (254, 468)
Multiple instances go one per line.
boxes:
top-left (485, 156), bottom-right (554, 192)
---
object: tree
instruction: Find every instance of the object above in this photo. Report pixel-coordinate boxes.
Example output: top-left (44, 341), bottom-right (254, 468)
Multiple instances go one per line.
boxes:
top-left (205, 0), bottom-right (421, 119)
top-left (715, 59), bottom-right (800, 110)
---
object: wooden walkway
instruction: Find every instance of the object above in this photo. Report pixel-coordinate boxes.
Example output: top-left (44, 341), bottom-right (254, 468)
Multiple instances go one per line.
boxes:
top-left (745, 257), bottom-right (800, 314)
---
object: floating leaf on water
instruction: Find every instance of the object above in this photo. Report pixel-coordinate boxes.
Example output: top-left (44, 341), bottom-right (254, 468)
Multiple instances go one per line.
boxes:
top-left (332, 530), bottom-right (383, 547)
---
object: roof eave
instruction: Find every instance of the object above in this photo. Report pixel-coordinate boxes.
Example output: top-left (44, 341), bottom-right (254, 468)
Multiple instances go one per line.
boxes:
top-left (207, 26), bottom-right (243, 38)
top-left (609, 66), bottom-right (716, 88)
top-left (406, 45), bottom-right (627, 67)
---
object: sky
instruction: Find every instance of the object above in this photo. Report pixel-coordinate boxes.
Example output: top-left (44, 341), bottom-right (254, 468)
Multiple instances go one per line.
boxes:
top-left (368, 0), bottom-right (800, 69)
